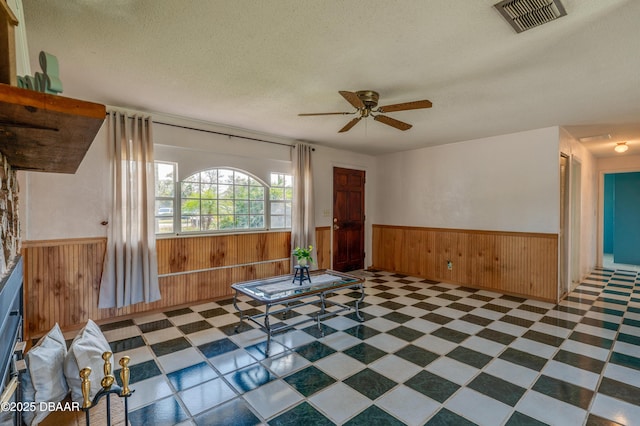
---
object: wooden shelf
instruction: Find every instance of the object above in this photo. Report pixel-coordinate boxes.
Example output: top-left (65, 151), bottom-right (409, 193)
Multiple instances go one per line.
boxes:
top-left (0, 83), bottom-right (105, 173)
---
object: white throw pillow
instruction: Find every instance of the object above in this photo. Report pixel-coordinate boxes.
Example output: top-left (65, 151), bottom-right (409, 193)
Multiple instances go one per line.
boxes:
top-left (21, 323), bottom-right (69, 426)
top-left (63, 319), bottom-right (111, 404)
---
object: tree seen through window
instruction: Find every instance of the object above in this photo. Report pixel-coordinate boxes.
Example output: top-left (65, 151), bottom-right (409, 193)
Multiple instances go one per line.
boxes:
top-left (181, 168), bottom-right (266, 232)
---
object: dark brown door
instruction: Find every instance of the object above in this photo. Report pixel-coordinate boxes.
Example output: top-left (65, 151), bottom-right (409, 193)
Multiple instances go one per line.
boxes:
top-left (333, 167), bottom-right (365, 272)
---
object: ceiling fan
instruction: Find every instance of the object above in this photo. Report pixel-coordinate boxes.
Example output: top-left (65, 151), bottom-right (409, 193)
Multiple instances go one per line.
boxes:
top-left (299, 90), bottom-right (432, 132)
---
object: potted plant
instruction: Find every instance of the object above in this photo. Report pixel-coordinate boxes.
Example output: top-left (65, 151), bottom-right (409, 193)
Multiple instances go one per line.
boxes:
top-left (293, 245), bottom-right (314, 267)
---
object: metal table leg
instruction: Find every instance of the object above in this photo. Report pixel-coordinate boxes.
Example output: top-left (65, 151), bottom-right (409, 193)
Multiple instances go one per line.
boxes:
top-left (264, 304), bottom-right (271, 356)
top-left (233, 291), bottom-right (245, 333)
top-left (317, 293), bottom-right (326, 331)
top-left (354, 283), bottom-right (365, 322)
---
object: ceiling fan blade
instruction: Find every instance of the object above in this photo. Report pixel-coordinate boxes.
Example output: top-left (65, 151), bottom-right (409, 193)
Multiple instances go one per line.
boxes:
top-left (339, 91), bottom-right (365, 110)
top-left (377, 100), bottom-right (432, 113)
top-left (338, 117), bottom-right (362, 133)
top-left (298, 112), bottom-right (353, 116)
top-left (374, 114), bottom-right (412, 131)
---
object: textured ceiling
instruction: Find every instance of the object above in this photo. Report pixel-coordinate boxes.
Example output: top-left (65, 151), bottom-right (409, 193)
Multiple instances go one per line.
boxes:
top-left (21, 0), bottom-right (640, 156)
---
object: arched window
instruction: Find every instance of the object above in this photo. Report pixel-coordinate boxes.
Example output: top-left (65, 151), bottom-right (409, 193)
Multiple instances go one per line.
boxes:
top-left (180, 168), bottom-right (266, 232)
top-left (154, 163), bottom-right (293, 234)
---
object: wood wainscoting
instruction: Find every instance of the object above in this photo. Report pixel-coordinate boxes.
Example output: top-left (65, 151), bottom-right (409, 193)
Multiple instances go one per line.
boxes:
top-left (315, 226), bottom-right (331, 270)
top-left (372, 225), bottom-right (558, 302)
top-left (22, 228), bottom-right (334, 338)
top-left (23, 232), bottom-right (290, 337)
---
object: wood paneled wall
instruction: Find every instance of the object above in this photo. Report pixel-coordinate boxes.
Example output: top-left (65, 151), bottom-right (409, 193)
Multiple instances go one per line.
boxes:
top-left (156, 232), bottom-right (291, 274)
top-left (22, 224), bottom-right (556, 334)
top-left (23, 232), bottom-right (292, 337)
top-left (372, 225), bottom-right (558, 302)
top-left (315, 226), bottom-right (331, 270)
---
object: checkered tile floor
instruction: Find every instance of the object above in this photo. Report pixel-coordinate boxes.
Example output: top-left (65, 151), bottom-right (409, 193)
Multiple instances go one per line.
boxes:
top-left (96, 268), bottom-right (640, 425)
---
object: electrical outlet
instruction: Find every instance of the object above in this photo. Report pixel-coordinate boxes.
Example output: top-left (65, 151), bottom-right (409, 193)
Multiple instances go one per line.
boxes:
top-left (447, 260), bottom-right (453, 270)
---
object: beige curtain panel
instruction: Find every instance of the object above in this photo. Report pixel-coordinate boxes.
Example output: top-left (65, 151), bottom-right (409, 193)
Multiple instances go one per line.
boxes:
top-left (291, 143), bottom-right (317, 270)
top-left (99, 111), bottom-right (161, 308)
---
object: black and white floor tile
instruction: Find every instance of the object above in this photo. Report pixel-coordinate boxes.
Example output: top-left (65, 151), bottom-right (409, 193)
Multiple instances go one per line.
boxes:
top-left (96, 268), bottom-right (640, 425)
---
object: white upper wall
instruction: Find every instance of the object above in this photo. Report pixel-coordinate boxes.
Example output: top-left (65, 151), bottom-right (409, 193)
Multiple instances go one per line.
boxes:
top-left (154, 123), bottom-right (293, 185)
top-left (312, 146), bottom-right (377, 228)
top-left (597, 154), bottom-right (640, 173)
top-left (373, 127), bottom-right (561, 233)
top-left (20, 114), bottom-right (378, 246)
top-left (22, 109), bottom-right (577, 247)
top-left (559, 127), bottom-right (598, 280)
top-left (151, 116), bottom-right (378, 231)
top-left (20, 122), bottom-right (110, 241)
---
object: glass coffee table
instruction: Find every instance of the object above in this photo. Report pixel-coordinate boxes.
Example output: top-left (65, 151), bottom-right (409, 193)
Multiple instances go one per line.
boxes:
top-left (231, 269), bottom-right (365, 355)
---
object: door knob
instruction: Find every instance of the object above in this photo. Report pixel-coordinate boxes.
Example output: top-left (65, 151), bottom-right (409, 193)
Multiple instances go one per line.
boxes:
top-left (333, 224), bottom-right (340, 230)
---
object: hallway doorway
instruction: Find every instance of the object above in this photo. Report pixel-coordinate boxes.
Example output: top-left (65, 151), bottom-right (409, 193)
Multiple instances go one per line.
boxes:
top-left (603, 171), bottom-right (640, 270)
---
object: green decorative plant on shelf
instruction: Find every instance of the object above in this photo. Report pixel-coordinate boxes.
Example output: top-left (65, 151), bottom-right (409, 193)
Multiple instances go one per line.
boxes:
top-left (293, 245), bottom-right (314, 266)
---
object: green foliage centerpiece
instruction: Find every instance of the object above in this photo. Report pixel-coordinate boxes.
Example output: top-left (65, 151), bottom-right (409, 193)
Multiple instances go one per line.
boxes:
top-left (293, 245), bottom-right (314, 267)
top-left (292, 245), bottom-right (313, 285)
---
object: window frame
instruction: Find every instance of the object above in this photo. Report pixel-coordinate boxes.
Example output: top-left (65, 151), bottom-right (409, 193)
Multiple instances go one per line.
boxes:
top-left (268, 172), bottom-right (293, 230)
top-left (154, 161), bottom-right (178, 235)
top-left (154, 163), bottom-right (294, 236)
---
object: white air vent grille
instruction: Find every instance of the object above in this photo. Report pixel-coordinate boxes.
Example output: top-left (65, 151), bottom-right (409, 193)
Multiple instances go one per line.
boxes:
top-left (494, 0), bottom-right (567, 33)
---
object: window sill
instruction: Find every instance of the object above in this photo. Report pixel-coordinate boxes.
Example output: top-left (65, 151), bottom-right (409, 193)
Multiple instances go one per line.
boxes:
top-left (155, 229), bottom-right (291, 239)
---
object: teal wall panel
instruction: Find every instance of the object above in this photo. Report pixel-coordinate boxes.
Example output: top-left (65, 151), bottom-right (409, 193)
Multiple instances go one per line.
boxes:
top-left (613, 172), bottom-right (640, 265)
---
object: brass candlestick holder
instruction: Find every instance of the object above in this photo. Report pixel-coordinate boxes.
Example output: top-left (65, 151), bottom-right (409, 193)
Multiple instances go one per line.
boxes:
top-left (119, 356), bottom-right (131, 396)
top-left (79, 367), bottom-right (92, 409)
top-left (79, 350), bottom-right (135, 426)
top-left (100, 351), bottom-right (115, 389)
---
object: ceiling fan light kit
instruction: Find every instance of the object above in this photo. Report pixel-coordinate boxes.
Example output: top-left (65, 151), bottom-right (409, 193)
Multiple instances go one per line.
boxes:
top-left (299, 90), bottom-right (432, 133)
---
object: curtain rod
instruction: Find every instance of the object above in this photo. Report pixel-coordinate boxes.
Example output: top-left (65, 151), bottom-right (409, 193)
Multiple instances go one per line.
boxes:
top-left (105, 110), bottom-right (315, 151)
top-left (155, 121), bottom-right (314, 150)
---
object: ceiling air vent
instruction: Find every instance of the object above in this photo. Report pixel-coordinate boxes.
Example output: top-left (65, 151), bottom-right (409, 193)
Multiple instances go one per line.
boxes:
top-left (494, 0), bottom-right (567, 33)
